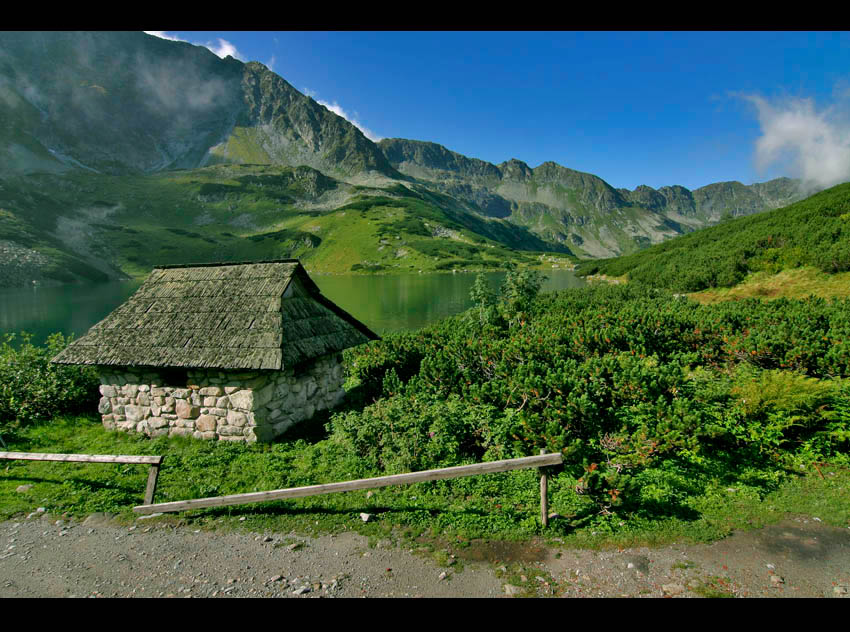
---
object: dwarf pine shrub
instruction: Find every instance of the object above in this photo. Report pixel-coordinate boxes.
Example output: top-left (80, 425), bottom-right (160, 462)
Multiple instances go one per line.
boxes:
top-left (0, 332), bottom-right (99, 428)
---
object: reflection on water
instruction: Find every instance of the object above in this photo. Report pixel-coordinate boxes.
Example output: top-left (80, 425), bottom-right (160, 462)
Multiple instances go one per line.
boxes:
top-left (0, 280), bottom-right (144, 345)
top-left (0, 270), bottom-right (586, 344)
top-left (314, 270), bottom-right (586, 335)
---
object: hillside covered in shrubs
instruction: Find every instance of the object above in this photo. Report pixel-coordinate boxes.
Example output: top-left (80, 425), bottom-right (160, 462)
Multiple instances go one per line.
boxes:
top-left (338, 278), bottom-right (850, 517)
top-left (577, 182), bottom-right (850, 292)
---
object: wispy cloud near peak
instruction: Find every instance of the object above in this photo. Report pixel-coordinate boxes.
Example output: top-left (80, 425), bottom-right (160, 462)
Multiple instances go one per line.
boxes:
top-left (144, 31), bottom-right (244, 61)
top-left (744, 91), bottom-right (850, 190)
top-left (304, 87), bottom-right (383, 142)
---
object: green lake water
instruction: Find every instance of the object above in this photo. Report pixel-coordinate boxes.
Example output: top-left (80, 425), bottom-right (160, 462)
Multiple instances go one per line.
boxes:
top-left (0, 269), bottom-right (586, 345)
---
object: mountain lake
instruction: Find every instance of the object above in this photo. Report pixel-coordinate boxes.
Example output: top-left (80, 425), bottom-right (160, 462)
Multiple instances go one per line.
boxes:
top-left (0, 269), bottom-right (586, 345)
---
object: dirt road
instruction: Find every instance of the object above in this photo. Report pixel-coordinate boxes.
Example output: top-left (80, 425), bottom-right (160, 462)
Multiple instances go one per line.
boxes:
top-left (1, 512), bottom-right (848, 598)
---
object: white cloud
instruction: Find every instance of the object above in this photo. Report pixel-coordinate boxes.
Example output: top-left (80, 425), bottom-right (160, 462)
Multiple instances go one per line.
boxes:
top-left (303, 88), bottom-right (382, 142)
top-left (745, 92), bottom-right (850, 190)
top-left (207, 38), bottom-right (241, 60)
top-left (144, 31), bottom-right (243, 61)
top-left (143, 31), bottom-right (183, 42)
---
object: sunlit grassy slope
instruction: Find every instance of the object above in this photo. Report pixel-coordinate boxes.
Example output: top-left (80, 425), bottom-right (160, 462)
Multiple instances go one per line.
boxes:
top-left (688, 267), bottom-right (850, 304)
top-left (578, 181), bottom-right (850, 294)
top-left (0, 164), bottom-right (572, 285)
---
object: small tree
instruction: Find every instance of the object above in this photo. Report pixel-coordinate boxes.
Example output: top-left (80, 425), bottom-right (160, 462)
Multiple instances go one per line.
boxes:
top-left (499, 266), bottom-right (546, 327)
top-left (468, 272), bottom-right (499, 326)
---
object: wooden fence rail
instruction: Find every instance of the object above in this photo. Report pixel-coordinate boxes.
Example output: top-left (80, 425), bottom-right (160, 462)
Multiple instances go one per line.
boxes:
top-left (134, 452), bottom-right (563, 526)
top-left (1, 451), bottom-right (164, 505)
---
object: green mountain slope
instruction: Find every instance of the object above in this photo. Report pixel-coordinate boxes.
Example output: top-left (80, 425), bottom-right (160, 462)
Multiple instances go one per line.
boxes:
top-left (379, 138), bottom-right (810, 258)
top-left (0, 164), bottom-right (564, 286)
top-left (578, 182), bottom-right (850, 292)
top-left (0, 31), bottom-right (827, 287)
top-left (0, 31), bottom-right (396, 179)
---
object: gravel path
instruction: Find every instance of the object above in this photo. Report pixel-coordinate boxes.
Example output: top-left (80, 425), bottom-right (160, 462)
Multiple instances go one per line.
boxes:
top-left (1, 512), bottom-right (848, 598)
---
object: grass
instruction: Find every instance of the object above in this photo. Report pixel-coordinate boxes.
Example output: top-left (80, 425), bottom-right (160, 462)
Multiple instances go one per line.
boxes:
top-left (0, 165), bottom-right (570, 285)
top-left (688, 267), bottom-right (850, 305)
top-left (2, 414), bottom-right (847, 551)
top-left (688, 576), bottom-right (737, 598)
top-left (582, 265), bottom-right (850, 307)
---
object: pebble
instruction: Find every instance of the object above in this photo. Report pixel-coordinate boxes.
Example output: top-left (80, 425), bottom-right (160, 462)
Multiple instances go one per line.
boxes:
top-left (292, 586), bottom-right (310, 595)
top-left (661, 583), bottom-right (685, 596)
top-left (438, 572), bottom-right (448, 581)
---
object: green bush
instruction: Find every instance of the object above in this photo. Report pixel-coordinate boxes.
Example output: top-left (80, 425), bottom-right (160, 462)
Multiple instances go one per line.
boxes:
top-left (327, 394), bottom-right (499, 473)
top-left (723, 366), bottom-right (849, 460)
top-left (0, 332), bottom-right (100, 429)
top-left (340, 281), bottom-right (850, 514)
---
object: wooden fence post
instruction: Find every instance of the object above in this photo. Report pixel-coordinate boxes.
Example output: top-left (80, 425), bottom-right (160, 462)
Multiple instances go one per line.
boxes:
top-left (134, 452), bottom-right (563, 515)
top-left (144, 462), bottom-right (162, 506)
top-left (540, 448), bottom-right (549, 529)
top-left (0, 452), bottom-right (164, 505)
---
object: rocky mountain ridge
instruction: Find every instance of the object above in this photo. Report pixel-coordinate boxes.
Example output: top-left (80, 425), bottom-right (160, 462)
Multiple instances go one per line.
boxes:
top-left (378, 138), bottom-right (806, 257)
top-left (0, 31), bottom-right (819, 285)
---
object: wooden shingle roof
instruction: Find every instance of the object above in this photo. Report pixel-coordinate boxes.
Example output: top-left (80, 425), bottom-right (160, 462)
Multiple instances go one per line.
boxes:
top-left (51, 260), bottom-right (379, 370)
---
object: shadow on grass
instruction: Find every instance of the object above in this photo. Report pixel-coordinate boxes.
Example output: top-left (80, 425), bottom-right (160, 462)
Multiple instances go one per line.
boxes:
top-left (557, 445), bottom-right (804, 531)
top-left (1, 473), bottom-right (144, 500)
top-left (272, 410), bottom-right (333, 445)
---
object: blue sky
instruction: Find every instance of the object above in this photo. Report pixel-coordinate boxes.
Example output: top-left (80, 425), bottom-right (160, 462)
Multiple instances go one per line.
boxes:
top-left (146, 31), bottom-right (850, 192)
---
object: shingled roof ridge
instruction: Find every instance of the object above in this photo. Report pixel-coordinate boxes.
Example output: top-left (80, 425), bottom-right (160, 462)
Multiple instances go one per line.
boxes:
top-left (153, 258), bottom-right (302, 270)
top-left (51, 258), bottom-right (380, 370)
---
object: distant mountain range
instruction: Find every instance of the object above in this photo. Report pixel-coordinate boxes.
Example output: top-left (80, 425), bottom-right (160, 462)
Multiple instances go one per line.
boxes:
top-left (0, 31), bottom-right (815, 287)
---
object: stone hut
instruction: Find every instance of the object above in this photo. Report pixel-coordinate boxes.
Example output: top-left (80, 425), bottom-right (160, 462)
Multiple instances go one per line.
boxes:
top-left (51, 259), bottom-right (379, 443)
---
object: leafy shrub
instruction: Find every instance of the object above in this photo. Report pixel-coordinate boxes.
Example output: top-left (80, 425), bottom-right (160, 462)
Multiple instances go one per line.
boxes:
top-left (0, 332), bottom-right (100, 429)
top-left (725, 366), bottom-right (849, 459)
top-left (343, 329), bottom-right (433, 402)
top-left (327, 394), bottom-right (499, 473)
top-left (340, 281), bottom-right (850, 513)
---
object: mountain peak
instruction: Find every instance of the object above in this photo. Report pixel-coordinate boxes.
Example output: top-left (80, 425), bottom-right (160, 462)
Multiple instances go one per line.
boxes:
top-left (499, 158), bottom-right (533, 179)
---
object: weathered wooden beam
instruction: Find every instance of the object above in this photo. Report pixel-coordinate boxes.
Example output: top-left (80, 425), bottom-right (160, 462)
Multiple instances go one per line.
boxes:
top-left (0, 451), bottom-right (163, 465)
top-left (539, 449), bottom-right (549, 529)
top-left (134, 452), bottom-right (564, 515)
top-left (144, 464), bottom-right (161, 506)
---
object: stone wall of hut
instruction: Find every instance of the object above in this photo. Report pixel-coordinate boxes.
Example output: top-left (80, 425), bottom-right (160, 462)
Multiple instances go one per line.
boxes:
top-left (96, 353), bottom-right (346, 442)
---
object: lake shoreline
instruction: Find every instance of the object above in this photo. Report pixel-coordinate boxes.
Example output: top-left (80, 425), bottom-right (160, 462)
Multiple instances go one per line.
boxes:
top-left (0, 269), bottom-right (589, 345)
